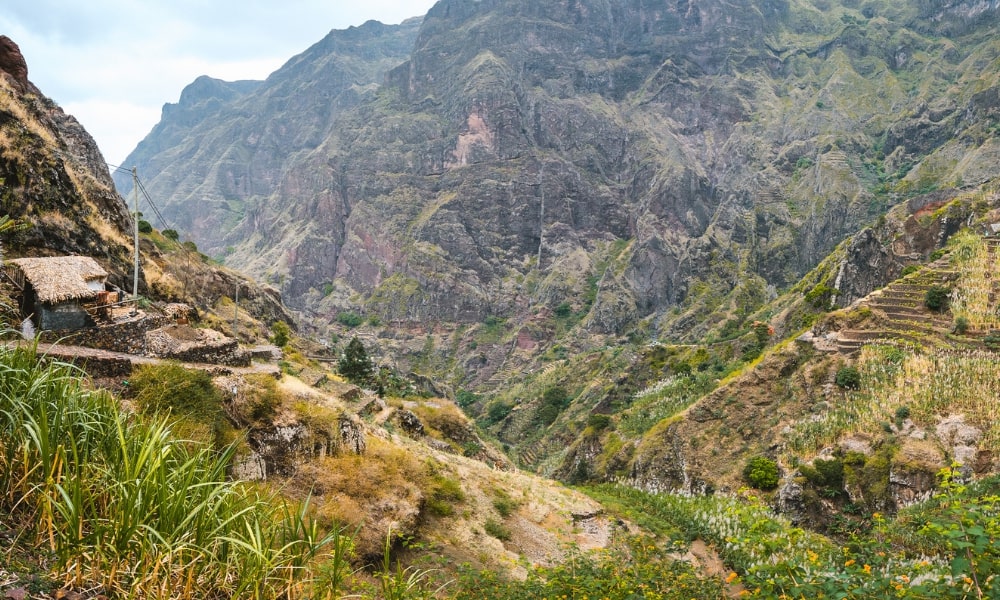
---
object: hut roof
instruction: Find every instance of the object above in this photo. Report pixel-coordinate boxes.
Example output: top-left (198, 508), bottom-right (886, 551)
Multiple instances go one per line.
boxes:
top-left (7, 256), bottom-right (108, 304)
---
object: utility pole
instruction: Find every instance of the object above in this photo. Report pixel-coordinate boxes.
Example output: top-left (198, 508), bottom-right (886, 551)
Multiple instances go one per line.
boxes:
top-left (132, 167), bottom-right (140, 315)
top-left (536, 162), bottom-right (545, 268)
top-left (233, 284), bottom-right (239, 340)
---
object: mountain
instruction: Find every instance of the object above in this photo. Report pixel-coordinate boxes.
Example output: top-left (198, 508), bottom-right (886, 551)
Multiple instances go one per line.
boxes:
top-left (122, 0), bottom-right (998, 348)
top-left (120, 0), bottom-right (1000, 485)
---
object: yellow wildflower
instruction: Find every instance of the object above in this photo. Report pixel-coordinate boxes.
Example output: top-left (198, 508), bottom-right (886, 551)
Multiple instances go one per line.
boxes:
top-left (726, 572), bottom-right (739, 584)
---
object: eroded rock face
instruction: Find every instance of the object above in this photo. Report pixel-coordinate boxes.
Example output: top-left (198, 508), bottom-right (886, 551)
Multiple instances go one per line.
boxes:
top-left (120, 0), bottom-right (1000, 354)
top-left (0, 36), bottom-right (136, 288)
top-left (0, 36), bottom-right (29, 91)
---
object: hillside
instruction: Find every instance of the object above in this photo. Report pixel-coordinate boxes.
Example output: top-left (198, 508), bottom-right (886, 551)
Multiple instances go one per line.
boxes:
top-left (3, 15), bottom-right (1000, 597)
top-left (115, 0), bottom-right (1000, 491)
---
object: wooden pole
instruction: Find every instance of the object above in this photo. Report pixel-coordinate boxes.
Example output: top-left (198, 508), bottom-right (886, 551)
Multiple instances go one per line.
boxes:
top-left (132, 167), bottom-right (140, 315)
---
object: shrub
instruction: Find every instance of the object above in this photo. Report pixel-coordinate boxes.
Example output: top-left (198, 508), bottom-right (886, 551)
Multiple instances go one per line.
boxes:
top-left (954, 316), bottom-right (969, 335)
top-left (484, 519), bottom-right (512, 541)
top-left (137, 219), bottom-right (152, 233)
top-left (554, 301), bottom-right (572, 318)
top-left (162, 228), bottom-right (179, 241)
top-left (900, 264), bottom-right (920, 277)
top-left (536, 385), bottom-right (571, 426)
top-left (743, 456), bottom-right (780, 490)
top-left (835, 366), bottom-right (862, 390)
top-left (587, 413), bottom-right (612, 431)
top-left (925, 285), bottom-right (950, 311)
top-left (270, 320), bottom-right (291, 347)
top-left (426, 473), bottom-right (465, 517)
top-left (336, 311), bottom-right (364, 328)
top-left (128, 363), bottom-right (231, 447)
top-left (799, 458), bottom-right (844, 492)
top-left (805, 284), bottom-right (838, 310)
top-left (986, 331), bottom-right (1000, 350)
top-left (456, 389), bottom-right (479, 408)
top-left (484, 401), bottom-right (512, 425)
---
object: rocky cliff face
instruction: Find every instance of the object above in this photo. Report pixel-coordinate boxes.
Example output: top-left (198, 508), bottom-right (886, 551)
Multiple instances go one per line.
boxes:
top-left (0, 35), bottom-right (135, 286)
top-left (120, 0), bottom-right (1000, 353)
top-left (0, 35), bottom-right (295, 332)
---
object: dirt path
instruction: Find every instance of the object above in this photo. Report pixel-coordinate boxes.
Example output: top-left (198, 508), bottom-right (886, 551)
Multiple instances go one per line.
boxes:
top-left (9, 340), bottom-right (280, 377)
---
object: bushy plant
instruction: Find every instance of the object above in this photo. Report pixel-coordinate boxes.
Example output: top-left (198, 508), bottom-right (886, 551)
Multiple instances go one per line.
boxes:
top-left (799, 458), bottom-right (844, 494)
top-left (137, 219), bottom-right (152, 233)
top-left (535, 385), bottom-right (571, 426)
top-left (162, 228), bottom-right (179, 240)
top-left (925, 285), bottom-right (950, 311)
top-left (128, 362), bottom-right (232, 447)
top-left (483, 519), bottom-right (512, 541)
top-left (743, 456), bottom-right (780, 490)
top-left (336, 311), bottom-right (365, 328)
top-left (455, 389), bottom-right (479, 408)
top-left (587, 413), bottom-right (612, 431)
top-left (270, 319), bottom-right (291, 347)
top-left (805, 283), bottom-right (838, 309)
top-left (954, 316), bottom-right (970, 334)
top-left (835, 365), bottom-right (862, 389)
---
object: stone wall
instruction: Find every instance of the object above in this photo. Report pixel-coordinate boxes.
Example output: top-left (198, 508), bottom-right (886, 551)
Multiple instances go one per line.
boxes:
top-left (41, 314), bottom-right (168, 354)
top-left (37, 351), bottom-right (133, 379)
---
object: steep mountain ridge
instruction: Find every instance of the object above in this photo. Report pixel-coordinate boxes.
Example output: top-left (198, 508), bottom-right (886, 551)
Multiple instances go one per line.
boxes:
top-left (122, 0), bottom-right (999, 352)
top-left (115, 18), bottom-right (423, 254)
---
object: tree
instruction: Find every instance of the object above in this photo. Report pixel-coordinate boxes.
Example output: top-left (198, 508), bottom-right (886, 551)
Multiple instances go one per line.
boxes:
top-left (270, 320), bottom-right (291, 347)
top-left (339, 337), bottom-right (374, 387)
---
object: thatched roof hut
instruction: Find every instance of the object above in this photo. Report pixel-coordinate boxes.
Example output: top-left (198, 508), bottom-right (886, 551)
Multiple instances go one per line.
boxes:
top-left (5, 256), bottom-right (110, 331)
top-left (6, 256), bottom-right (108, 304)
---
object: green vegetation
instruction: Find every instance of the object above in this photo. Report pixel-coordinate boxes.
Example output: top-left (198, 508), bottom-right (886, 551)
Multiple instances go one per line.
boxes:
top-left (137, 219), bottom-right (152, 233)
top-left (0, 343), bottom-right (336, 599)
top-left (162, 228), bottom-right (179, 241)
top-left (535, 385), bottom-right (571, 426)
top-left (483, 519), bottom-right (512, 541)
top-left (924, 285), bottom-right (950, 311)
top-left (336, 311), bottom-right (365, 328)
top-left (805, 283), bottom-right (838, 309)
top-left (339, 336), bottom-right (375, 387)
top-left (270, 319), bottom-right (291, 347)
top-left (835, 365), bottom-right (861, 389)
top-left (452, 534), bottom-right (723, 599)
top-left (128, 362), bottom-right (234, 447)
top-left (742, 456), bottom-right (780, 490)
top-left (585, 482), bottom-right (1000, 599)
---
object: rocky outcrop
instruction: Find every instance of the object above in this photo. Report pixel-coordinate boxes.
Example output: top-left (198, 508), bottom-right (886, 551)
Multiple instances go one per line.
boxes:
top-left (145, 324), bottom-right (250, 367)
top-left (0, 36), bottom-right (30, 91)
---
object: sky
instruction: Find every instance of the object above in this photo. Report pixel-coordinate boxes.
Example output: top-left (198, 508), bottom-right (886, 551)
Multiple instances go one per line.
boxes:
top-left (1, 0), bottom-right (438, 166)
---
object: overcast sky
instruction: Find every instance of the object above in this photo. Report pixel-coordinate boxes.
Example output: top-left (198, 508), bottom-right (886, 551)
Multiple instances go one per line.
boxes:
top-left (1, 0), bottom-right (437, 166)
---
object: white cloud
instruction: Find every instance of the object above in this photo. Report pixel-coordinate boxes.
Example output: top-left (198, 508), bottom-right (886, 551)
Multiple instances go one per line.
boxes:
top-left (2, 0), bottom-right (437, 165)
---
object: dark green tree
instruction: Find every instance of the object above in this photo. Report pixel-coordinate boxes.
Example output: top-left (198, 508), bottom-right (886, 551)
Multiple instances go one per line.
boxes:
top-left (270, 320), bottom-right (291, 347)
top-left (339, 337), bottom-right (374, 386)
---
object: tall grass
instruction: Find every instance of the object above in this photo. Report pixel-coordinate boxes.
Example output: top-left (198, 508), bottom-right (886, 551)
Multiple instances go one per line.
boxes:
top-left (0, 341), bottom-right (338, 599)
top-left (786, 344), bottom-right (1000, 454)
top-left (947, 232), bottom-right (1000, 330)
